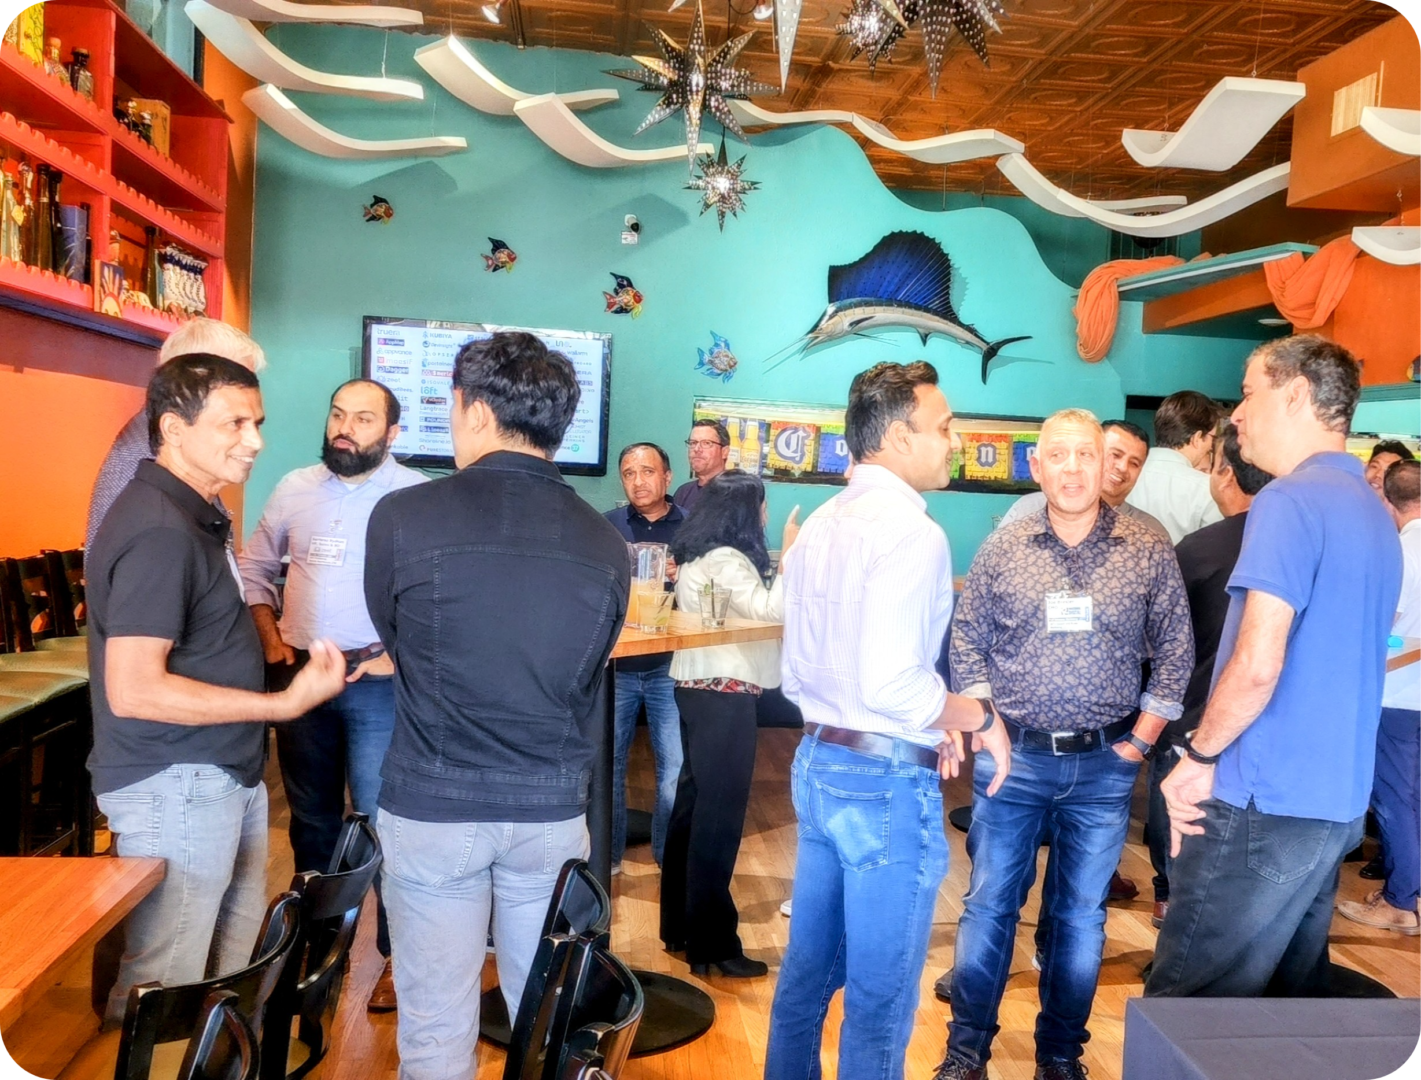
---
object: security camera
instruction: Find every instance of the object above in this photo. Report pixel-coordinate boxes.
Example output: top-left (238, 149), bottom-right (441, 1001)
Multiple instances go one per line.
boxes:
top-left (622, 215), bottom-right (641, 245)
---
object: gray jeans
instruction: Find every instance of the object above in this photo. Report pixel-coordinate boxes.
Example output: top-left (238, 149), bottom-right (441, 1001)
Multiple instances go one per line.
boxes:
top-left (97, 766), bottom-right (269, 1024)
top-left (377, 809), bottom-right (590, 1080)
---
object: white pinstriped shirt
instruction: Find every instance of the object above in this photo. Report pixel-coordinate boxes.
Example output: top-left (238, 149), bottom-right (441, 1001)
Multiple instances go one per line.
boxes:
top-left (780, 464), bottom-right (953, 748)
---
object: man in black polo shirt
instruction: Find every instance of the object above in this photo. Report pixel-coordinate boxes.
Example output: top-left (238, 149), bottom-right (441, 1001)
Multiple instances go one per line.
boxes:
top-left (365, 332), bottom-right (630, 1080)
top-left (604, 442), bottom-right (685, 871)
top-left (674, 419), bottom-right (730, 513)
top-left (88, 354), bottom-right (346, 1023)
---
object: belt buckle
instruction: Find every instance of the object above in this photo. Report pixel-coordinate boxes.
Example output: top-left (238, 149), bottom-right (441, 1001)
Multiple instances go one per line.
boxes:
top-left (1049, 730), bottom-right (1072, 755)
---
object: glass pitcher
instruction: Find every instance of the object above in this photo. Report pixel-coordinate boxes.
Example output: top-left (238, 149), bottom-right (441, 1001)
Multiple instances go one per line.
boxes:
top-left (628, 542), bottom-right (668, 630)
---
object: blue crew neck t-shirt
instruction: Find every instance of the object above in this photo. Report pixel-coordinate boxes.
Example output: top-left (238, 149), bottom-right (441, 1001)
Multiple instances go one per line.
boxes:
top-left (1212, 451), bottom-right (1402, 823)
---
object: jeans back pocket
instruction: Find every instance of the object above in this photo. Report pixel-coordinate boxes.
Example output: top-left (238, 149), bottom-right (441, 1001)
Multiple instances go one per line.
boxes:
top-left (1246, 805), bottom-right (1329, 885)
top-left (814, 781), bottom-right (892, 872)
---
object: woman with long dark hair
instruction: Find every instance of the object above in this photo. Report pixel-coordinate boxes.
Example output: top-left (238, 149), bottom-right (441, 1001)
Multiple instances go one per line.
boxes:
top-left (659, 470), bottom-right (799, 977)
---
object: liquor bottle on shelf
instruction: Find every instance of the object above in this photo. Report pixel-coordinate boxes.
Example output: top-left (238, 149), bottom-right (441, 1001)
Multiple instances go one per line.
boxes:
top-left (44, 37), bottom-right (69, 85)
top-left (34, 164), bottom-right (55, 271)
top-left (143, 226), bottom-right (162, 307)
top-left (46, 167), bottom-right (63, 272)
top-left (0, 161), bottom-right (20, 263)
top-left (57, 203), bottom-right (89, 282)
top-left (17, 160), bottom-right (35, 266)
top-left (68, 48), bottom-right (94, 101)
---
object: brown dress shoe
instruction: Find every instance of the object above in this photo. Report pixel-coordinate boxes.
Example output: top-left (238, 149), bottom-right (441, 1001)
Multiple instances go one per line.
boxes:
top-left (1151, 900), bottom-right (1169, 928)
top-left (367, 958), bottom-right (397, 1012)
top-left (1337, 890), bottom-right (1421, 935)
top-left (1107, 871), bottom-right (1138, 902)
top-left (1035, 1058), bottom-right (1090, 1080)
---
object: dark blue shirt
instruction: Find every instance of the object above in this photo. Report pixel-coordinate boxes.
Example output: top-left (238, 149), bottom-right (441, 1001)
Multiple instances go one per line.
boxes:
top-left (673, 479), bottom-right (707, 515)
top-left (604, 500), bottom-right (684, 672)
top-left (1213, 452), bottom-right (1402, 823)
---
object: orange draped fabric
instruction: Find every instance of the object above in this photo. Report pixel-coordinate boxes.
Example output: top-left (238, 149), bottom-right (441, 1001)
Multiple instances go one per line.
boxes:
top-left (1073, 256), bottom-right (1185, 363)
top-left (1263, 236), bottom-right (1363, 330)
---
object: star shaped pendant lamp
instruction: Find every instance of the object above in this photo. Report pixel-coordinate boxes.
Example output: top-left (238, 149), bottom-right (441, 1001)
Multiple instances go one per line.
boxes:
top-left (607, 0), bottom-right (778, 167)
top-left (686, 140), bottom-right (759, 230)
top-left (877, 0), bottom-right (1004, 94)
top-left (836, 0), bottom-right (905, 70)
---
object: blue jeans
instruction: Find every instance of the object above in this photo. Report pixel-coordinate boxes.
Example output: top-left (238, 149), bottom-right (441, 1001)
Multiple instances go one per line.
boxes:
top-left (1373, 708), bottom-right (1420, 910)
top-left (1146, 798), bottom-right (1364, 997)
top-left (97, 766), bottom-right (268, 1024)
top-left (765, 735), bottom-right (949, 1080)
top-left (946, 743), bottom-right (1139, 1069)
top-left (275, 674), bottom-right (395, 954)
top-left (377, 810), bottom-right (590, 1080)
top-left (612, 662), bottom-right (682, 866)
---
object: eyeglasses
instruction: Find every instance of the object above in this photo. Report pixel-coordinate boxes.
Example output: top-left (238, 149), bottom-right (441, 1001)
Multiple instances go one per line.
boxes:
top-left (685, 439), bottom-right (725, 450)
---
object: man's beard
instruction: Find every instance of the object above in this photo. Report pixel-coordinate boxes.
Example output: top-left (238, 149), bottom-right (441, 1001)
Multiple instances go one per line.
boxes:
top-left (322, 434), bottom-right (389, 477)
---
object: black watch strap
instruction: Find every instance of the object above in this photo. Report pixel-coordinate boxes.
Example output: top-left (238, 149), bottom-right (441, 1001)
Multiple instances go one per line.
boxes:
top-left (1122, 733), bottom-right (1154, 760)
top-left (977, 697), bottom-right (995, 733)
top-left (1184, 732), bottom-right (1222, 766)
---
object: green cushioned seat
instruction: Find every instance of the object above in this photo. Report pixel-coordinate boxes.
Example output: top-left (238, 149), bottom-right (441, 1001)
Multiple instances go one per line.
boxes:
top-left (0, 670), bottom-right (86, 703)
top-left (0, 693), bottom-right (33, 723)
top-left (0, 652), bottom-right (90, 679)
top-left (36, 637), bottom-right (87, 654)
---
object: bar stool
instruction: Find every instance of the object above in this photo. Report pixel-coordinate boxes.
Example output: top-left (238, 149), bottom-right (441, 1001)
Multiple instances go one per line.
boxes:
top-left (0, 669), bottom-right (93, 856)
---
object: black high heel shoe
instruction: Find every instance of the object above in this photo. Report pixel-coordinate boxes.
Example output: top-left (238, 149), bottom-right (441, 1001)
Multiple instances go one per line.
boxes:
top-left (689, 955), bottom-right (768, 979)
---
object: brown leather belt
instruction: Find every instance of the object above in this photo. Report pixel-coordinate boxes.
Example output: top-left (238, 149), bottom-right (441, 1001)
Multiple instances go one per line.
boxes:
top-left (804, 723), bottom-right (940, 771)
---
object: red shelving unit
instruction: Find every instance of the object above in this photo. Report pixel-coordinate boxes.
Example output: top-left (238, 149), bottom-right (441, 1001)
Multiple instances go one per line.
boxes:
top-left (0, 0), bottom-right (230, 340)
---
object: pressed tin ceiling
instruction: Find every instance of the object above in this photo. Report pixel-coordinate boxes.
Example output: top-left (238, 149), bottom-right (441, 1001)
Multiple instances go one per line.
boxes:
top-left (356, 0), bottom-right (1400, 197)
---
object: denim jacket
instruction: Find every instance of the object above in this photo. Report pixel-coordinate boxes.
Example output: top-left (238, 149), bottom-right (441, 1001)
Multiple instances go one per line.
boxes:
top-left (365, 452), bottom-right (631, 823)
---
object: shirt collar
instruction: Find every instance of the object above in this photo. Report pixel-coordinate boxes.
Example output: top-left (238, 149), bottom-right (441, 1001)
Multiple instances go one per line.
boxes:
top-left (466, 449), bottom-right (565, 481)
top-left (135, 460), bottom-right (231, 541)
top-left (627, 498), bottom-right (684, 526)
top-left (847, 463), bottom-right (928, 512)
top-left (1400, 517), bottom-right (1421, 539)
top-left (1028, 499), bottom-right (1121, 546)
top-left (1148, 446), bottom-right (1195, 472)
top-left (1294, 450), bottom-right (1364, 476)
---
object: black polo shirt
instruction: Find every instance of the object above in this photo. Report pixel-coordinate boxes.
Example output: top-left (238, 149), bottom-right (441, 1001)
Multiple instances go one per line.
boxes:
top-left (673, 479), bottom-right (708, 515)
top-left (86, 461), bottom-right (267, 794)
top-left (604, 499), bottom-right (685, 673)
top-left (1172, 511), bottom-right (1249, 739)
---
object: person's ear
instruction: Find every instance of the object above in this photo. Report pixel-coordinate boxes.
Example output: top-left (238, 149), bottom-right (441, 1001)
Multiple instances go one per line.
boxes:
top-left (158, 411), bottom-right (187, 449)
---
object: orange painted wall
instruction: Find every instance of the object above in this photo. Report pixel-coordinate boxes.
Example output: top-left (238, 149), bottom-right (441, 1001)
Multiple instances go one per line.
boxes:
top-left (1317, 255), bottom-right (1421, 385)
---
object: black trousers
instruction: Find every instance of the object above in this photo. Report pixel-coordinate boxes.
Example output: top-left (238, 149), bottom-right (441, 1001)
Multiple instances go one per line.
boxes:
top-left (659, 687), bottom-right (759, 965)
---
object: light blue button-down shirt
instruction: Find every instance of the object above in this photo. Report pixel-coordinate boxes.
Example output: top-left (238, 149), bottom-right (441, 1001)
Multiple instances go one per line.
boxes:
top-left (239, 455), bottom-right (426, 650)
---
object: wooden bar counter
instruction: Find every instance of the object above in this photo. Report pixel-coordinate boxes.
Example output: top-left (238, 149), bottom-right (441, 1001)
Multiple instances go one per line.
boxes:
top-left (610, 612), bottom-right (784, 660)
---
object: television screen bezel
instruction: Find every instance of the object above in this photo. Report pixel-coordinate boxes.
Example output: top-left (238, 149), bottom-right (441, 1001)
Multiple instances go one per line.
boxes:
top-left (360, 315), bottom-right (613, 476)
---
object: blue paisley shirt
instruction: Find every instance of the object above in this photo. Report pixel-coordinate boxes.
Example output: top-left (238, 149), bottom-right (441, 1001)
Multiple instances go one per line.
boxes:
top-left (950, 502), bottom-right (1193, 733)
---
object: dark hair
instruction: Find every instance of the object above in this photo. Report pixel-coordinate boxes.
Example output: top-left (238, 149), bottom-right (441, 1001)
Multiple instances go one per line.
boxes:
top-left (1370, 439), bottom-right (1416, 463)
top-left (669, 471), bottom-right (771, 575)
top-left (619, 442), bottom-right (671, 471)
top-left (451, 332), bottom-right (579, 453)
top-left (845, 361), bottom-right (939, 461)
top-left (1252, 334), bottom-right (1361, 433)
top-left (690, 420), bottom-right (730, 447)
top-left (1153, 391), bottom-right (1222, 449)
top-left (147, 352), bottom-right (260, 453)
top-left (1216, 421), bottom-right (1273, 497)
top-left (1385, 459), bottom-right (1420, 510)
top-left (332, 378), bottom-right (401, 427)
top-left (1102, 418), bottom-right (1151, 449)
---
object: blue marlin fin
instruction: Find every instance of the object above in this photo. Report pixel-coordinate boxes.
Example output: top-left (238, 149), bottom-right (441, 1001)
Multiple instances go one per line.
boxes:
top-left (827, 231), bottom-right (983, 336)
top-left (980, 336), bottom-right (1032, 383)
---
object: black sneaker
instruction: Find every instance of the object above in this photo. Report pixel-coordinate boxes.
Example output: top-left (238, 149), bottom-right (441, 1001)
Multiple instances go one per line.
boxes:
top-left (933, 968), bottom-right (953, 1003)
top-left (1035, 1058), bottom-right (1089, 1080)
top-left (932, 1058), bottom-right (985, 1080)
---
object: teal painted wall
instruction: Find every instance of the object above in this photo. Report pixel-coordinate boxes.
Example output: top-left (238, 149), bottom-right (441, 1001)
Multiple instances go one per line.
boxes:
top-left (247, 27), bottom-right (1264, 566)
top-left (1353, 395), bottom-right (1421, 437)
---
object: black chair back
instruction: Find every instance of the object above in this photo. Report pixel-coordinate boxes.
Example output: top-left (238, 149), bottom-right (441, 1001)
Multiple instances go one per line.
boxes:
top-left (116, 892), bottom-right (301, 1080)
top-left (42, 549), bottom-right (84, 636)
top-left (0, 559), bottom-right (31, 653)
top-left (13, 555), bottom-right (57, 643)
top-left (176, 991), bottom-right (259, 1080)
top-left (261, 814), bottom-right (383, 1080)
top-left (554, 946), bottom-right (643, 1080)
top-left (503, 860), bottom-right (615, 1080)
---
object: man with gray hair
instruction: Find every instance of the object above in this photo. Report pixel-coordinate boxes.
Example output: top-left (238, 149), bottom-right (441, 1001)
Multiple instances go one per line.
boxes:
top-left (936, 408), bottom-right (1193, 1080)
top-left (86, 319), bottom-right (267, 548)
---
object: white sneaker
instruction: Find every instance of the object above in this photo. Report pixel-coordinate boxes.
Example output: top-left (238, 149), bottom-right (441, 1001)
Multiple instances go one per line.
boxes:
top-left (780, 899), bottom-right (793, 917)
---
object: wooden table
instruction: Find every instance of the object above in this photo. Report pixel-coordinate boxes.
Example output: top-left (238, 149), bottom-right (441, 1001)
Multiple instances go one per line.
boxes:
top-left (0, 856), bottom-right (163, 1034)
top-left (610, 613), bottom-right (785, 660)
top-left (1386, 636), bottom-right (1420, 673)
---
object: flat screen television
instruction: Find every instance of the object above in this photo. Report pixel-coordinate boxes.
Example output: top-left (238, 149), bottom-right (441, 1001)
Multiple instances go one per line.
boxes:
top-left (361, 316), bottom-right (612, 475)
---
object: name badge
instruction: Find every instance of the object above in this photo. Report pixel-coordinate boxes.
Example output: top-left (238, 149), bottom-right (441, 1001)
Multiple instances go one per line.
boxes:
top-left (1046, 592), bottom-right (1093, 633)
top-left (307, 536), bottom-right (348, 567)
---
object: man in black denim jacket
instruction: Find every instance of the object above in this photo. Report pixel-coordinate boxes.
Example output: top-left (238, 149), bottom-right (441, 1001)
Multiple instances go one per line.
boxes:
top-left (364, 332), bottom-right (630, 1080)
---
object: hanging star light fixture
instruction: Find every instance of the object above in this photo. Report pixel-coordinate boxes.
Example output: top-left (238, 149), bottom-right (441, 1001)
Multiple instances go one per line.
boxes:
top-left (686, 140), bottom-right (759, 230)
top-left (835, 0), bottom-right (901, 68)
top-left (877, 0), bottom-right (1005, 94)
top-left (607, 0), bottom-right (778, 168)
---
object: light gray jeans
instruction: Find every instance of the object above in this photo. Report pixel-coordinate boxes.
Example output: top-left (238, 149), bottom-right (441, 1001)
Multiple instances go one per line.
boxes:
top-left (377, 809), bottom-right (590, 1080)
top-left (97, 765), bottom-right (269, 1023)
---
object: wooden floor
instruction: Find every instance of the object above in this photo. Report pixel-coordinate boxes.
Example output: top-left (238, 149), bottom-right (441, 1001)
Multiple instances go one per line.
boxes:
top-left (284, 727), bottom-right (1419, 1080)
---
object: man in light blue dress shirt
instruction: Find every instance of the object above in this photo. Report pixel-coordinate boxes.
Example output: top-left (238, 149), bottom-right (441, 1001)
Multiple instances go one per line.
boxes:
top-left (239, 378), bottom-right (425, 1010)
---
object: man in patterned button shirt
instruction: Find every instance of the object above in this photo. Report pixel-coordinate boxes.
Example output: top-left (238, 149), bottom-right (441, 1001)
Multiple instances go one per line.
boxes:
top-left (933, 408), bottom-right (1193, 1080)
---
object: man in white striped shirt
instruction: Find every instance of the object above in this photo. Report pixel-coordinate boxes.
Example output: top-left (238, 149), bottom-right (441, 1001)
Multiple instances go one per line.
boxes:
top-left (765, 361), bottom-right (1012, 1080)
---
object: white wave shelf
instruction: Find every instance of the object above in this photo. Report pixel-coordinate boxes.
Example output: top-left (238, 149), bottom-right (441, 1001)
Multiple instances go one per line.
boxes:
top-left (1352, 226), bottom-right (1421, 266)
top-left (1121, 77), bottom-right (1306, 171)
top-left (187, 0), bottom-right (424, 101)
top-left (998, 155), bottom-right (1291, 238)
top-left (1360, 107), bottom-right (1421, 158)
top-left (512, 93), bottom-right (712, 167)
top-left (242, 84), bottom-right (467, 158)
top-left (413, 37), bottom-right (618, 116)
top-left (197, 0), bottom-right (422, 28)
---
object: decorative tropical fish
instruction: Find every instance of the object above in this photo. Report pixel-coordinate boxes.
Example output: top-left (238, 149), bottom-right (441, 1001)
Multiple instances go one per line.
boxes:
top-left (482, 237), bottom-right (517, 272)
top-left (696, 331), bottom-right (738, 382)
top-left (771, 231), bottom-right (1030, 382)
top-left (362, 195), bottom-right (394, 223)
top-left (603, 272), bottom-right (644, 317)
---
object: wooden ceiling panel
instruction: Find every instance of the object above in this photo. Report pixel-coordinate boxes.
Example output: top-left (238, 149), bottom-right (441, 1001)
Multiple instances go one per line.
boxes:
top-left (386, 0), bottom-right (1398, 193)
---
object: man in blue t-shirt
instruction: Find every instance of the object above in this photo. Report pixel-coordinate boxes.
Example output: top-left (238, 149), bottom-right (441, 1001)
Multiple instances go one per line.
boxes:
top-left (1146, 335), bottom-right (1403, 998)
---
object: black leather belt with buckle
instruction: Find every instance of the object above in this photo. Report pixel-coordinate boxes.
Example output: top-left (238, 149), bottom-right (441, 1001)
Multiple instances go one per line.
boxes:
top-left (804, 723), bottom-right (941, 771)
top-left (1003, 715), bottom-right (1136, 755)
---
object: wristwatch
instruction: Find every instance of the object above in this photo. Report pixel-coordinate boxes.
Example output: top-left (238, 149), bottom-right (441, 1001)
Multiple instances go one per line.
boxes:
top-left (977, 697), bottom-right (996, 733)
top-left (1120, 732), bottom-right (1155, 760)
top-left (1183, 730), bottom-right (1222, 766)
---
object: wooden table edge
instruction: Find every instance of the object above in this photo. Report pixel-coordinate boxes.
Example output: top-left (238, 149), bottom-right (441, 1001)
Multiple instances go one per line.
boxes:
top-left (611, 616), bottom-right (784, 660)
